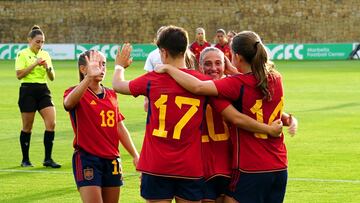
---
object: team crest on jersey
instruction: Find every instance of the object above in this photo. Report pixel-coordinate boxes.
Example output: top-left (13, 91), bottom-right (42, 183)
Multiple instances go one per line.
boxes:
top-left (84, 168), bottom-right (94, 180)
top-left (90, 100), bottom-right (97, 105)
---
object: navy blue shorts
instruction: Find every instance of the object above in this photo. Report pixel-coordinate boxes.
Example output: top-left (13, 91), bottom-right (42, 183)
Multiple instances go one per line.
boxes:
top-left (202, 176), bottom-right (230, 201)
top-left (72, 150), bottom-right (123, 188)
top-left (225, 170), bottom-right (287, 203)
top-left (141, 173), bottom-right (205, 201)
top-left (18, 83), bottom-right (54, 112)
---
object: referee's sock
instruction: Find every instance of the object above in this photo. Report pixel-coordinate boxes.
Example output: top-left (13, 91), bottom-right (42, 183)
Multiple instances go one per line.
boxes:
top-left (20, 131), bottom-right (31, 161)
top-left (44, 130), bottom-right (55, 161)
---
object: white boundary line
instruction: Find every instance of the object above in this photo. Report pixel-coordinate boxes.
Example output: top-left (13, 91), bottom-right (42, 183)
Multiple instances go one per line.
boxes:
top-left (1, 169), bottom-right (360, 184)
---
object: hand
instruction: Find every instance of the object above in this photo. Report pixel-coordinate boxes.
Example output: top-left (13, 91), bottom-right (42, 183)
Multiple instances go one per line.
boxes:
top-left (269, 119), bottom-right (283, 138)
top-left (154, 64), bottom-right (174, 73)
top-left (287, 114), bottom-right (298, 137)
top-left (115, 43), bottom-right (133, 68)
top-left (84, 50), bottom-right (103, 79)
top-left (223, 56), bottom-right (238, 75)
top-left (35, 58), bottom-right (46, 65)
top-left (132, 154), bottom-right (139, 168)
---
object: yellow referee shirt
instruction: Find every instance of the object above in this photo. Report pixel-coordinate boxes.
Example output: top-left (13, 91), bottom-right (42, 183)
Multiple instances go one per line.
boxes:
top-left (15, 47), bottom-right (54, 83)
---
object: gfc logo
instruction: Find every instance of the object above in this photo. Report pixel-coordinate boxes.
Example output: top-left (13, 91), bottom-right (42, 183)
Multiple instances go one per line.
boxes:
top-left (266, 44), bottom-right (304, 60)
top-left (0, 44), bottom-right (27, 59)
top-left (75, 44), bottom-right (120, 60)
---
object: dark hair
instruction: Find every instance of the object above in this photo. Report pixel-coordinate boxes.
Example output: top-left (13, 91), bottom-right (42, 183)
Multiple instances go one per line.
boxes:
top-left (28, 25), bottom-right (44, 39)
top-left (78, 50), bottom-right (93, 82)
top-left (231, 31), bottom-right (277, 101)
top-left (156, 25), bottom-right (188, 58)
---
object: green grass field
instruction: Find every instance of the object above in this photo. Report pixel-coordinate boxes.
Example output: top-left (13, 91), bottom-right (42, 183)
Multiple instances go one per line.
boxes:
top-left (0, 60), bottom-right (359, 203)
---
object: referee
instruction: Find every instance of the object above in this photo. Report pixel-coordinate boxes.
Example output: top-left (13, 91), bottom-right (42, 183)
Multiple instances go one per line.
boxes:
top-left (15, 25), bottom-right (60, 168)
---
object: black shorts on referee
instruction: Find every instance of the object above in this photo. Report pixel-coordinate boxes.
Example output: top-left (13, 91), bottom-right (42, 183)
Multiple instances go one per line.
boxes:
top-left (18, 83), bottom-right (54, 112)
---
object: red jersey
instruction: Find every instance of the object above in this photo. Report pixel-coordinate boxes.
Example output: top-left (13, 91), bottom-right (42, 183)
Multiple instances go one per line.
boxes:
top-left (201, 100), bottom-right (232, 180)
top-left (129, 69), bottom-right (219, 179)
top-left (214, 73), bottom-right (287, 172)
top-left (64, 87), bottom-right (124, 159)
top-left (190, 41), bottom-right (211, 62)
top-left (215, 43), bottom-right (232, 60)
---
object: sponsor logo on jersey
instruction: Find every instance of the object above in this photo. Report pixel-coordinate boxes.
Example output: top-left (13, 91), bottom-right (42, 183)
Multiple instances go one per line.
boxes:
top-left (90, 100), bottom-right (97, 105)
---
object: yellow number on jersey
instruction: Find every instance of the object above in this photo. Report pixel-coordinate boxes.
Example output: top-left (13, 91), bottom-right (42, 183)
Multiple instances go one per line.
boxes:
top-left (100, 110), bottom-right (115, 127)
top-left (250, 97), bottom-right (284, 139)
top-left (152, 95), bottom-right (200, 140)
top-left (202, 105), bottom-right (230, 142)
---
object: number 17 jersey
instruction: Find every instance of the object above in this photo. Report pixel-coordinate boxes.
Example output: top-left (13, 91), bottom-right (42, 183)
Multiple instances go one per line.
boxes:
top-left (129, 69), bottom-right (214, 179)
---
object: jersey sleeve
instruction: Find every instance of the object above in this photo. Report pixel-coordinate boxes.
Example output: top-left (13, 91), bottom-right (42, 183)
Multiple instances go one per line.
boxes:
top-left (63, 87), bottom-right (75, 98)
top-left (213, 76), bottom-right (243, 101)
top-left (208, 96), bottom-right (231, 114)
top-left (117, 108), bottom-right (125, 121)
top-left (129, 74), bottom-right (149, 97)
top-left (15, 51), bottom-right (26, 71)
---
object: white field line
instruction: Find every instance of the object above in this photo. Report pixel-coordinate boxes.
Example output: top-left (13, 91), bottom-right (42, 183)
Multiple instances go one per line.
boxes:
top-left (0, 169), bottom-right (360, 184)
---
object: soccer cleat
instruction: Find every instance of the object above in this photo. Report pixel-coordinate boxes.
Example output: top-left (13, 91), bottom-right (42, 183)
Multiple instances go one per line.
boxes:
top-left (21, 160), bottom-right (33, 167)
top-left (43, 159), bottom-right (61, 168)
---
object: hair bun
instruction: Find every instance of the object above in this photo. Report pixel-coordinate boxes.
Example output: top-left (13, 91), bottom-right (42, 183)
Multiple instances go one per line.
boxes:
top-left (31, 25), bottom-right (41, 30)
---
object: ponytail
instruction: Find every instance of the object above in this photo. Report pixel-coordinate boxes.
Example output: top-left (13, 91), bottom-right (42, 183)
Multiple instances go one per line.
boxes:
top-left (28, 24), bottom-right (44, 39)
top-left (251, 41), bottom-right (272, 101)
top-left (232, 31), bottom-right (278, 101)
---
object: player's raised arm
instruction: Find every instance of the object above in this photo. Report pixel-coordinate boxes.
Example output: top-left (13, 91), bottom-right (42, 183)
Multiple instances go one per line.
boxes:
top-left (112, 43), bottom-right (133, 95)
top-left (63, 51), bottom-right (103, 111)
top-left (155, 63), bottom-right (218, 96)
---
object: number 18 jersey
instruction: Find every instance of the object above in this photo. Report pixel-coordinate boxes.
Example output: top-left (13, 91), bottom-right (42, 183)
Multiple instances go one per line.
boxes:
top-left (64, 87), bottom-right (124, 159)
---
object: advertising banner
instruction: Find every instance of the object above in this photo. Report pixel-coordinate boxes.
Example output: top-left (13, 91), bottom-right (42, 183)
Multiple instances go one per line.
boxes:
top-left (75, 44), bottom-right (157, 61)
top-left (1, 43), bottom-right (358, 61)
top-left (0, 44), bottom-right (75, 60)
top-left (266, 43), bottom-right (354, 60)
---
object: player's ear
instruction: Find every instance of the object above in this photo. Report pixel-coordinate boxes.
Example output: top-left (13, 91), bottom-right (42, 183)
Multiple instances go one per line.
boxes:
top-left (234, 53), bottom-right (242, 63)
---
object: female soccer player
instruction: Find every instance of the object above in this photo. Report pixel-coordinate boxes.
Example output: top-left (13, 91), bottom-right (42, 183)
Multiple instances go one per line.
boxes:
top-left (214, 29), bottom-right (232, 61)
top-left (198, 47), bottom-right (232, 203)
top-left (15, 25), bottom-right (60, 168)
top-left (227, 30), bottom-right (237, 45)
top-left (156, 31), bottom-right (292, 203)
top-left (63, 50), bottom-right (139, 203)
top-left (189, 27), bottom-right (211, 66)
top-left (112, 26), bottom-right (282, 203)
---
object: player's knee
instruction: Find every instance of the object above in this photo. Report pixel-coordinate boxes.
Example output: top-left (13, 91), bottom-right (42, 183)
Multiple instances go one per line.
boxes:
top-left (45, 120), bottom-right (56, 131)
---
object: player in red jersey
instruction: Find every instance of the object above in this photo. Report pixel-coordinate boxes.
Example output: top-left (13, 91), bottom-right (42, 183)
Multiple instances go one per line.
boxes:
top-left (198, 47), bottom-right (232, 203)
top-left (189, 27), bottom-right (211, 67)
top-left (214, 29), bottom-right (232, 61)
top-left (112, 26), bottom-right (282, 203)
top-left (155, 31), bottom-right (296, 203)
top-left (63, 50), bottom-right (139, 203)
top-left (227, 30), bottom-right (237, 46)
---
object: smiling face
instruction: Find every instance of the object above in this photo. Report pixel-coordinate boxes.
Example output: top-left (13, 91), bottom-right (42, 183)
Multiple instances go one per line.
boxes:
top-left (201, 50), bottom-right (224, 80)
top-left (28, 34), bottom-right (44, 53)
